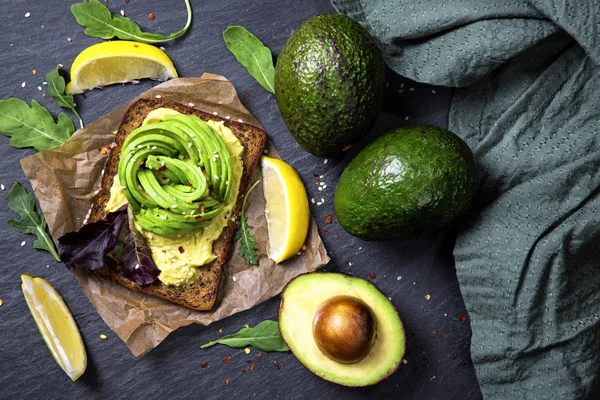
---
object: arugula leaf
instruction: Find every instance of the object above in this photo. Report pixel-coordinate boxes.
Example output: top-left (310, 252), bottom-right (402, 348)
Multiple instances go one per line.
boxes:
top-left (71, 0), bottom-right (192, 44)
top-left (46, 66), bottom-right (83, 129)
top-left (0, 98), bottom-right (74, 151)
top-left (201, 320), bottom-right (289, 352)
top-left (223, 26), bottom-right (275, 94)
top-left (6, 182), bottom-right (60, 261)
top-left (234, 180), bottom-right (260, 265)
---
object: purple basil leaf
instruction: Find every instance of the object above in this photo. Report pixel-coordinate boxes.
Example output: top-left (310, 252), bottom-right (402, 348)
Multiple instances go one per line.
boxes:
top-left (116, 212), bottom-right (160, 285)
top-left (58, 209), bottom-right (127, 270)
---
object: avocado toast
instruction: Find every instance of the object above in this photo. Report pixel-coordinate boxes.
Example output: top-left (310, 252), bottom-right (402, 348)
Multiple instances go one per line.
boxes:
top-left (85, 97), bottom-right (266, 311)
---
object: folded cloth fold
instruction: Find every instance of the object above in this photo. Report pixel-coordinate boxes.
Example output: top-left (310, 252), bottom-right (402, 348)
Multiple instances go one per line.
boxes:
top-left (333, 1), bottom-right (600, 398)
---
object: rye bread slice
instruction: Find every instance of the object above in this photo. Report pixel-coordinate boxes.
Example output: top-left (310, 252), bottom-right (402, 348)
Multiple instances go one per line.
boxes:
top-left (87, 98), bottom-right (266, 311)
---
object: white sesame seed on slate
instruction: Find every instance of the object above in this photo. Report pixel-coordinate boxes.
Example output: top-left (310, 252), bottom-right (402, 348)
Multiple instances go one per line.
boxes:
top-left (20, 241), bottom-right (26, 247)
top-left (323, 159), bottom-right (328, 164)
top-left (37, 86), bottom-right (42, 91)
top-left (409, 87), bottom-right (415, 91)
top-left (311, 198), bottom-right (315, 204)
top-left (120, 10), bottom-right (125, 16)
top-left (46, 265), bottom-right (49, 268)
top-left (400, 83), bottom-right (405, 88)
top-left (399, 89), bottom-right (404, 94)
top-left (42, 81), bottom-right (47, 85)
top-left (431, 90), bottom-right (437, 94)
top-left (21, 82), bottom-right (26, 88)
top-left (322, 184), bottom-right (327, 189)
top-left (316, 202), bottom-right (322, 206)
top-left (405, 116), bottom-right (409, 121)
top-left (24, 12), bottom-right (31, 18)
top-left (0, 184), bottom-right (5, 190)
top-left (67, 37), bottom-right (72, 42)
top-left (396, 276), bottom-right (402, 280)
top-left (318, 187), bottom-right (322, 191)
top-left (321, 197), bottom-right (324, 203)
top-left (159, 46), bottom-right (166, 51)
top-left (348, 261), bottom-right (352, 266)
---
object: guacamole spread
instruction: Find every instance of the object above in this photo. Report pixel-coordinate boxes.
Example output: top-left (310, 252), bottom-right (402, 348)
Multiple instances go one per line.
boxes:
top-left (106, 108), bottom-right (244, 286)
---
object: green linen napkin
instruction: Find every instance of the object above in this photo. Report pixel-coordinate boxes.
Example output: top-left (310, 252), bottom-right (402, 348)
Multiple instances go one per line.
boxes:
top-left (332, 1), bottom-right (600, 398)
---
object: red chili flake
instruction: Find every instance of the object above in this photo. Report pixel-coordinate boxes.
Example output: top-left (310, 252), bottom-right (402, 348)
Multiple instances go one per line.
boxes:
top-left (225, 379), bottom-right (229, 385)
top-left (274, 362), bottom-right (281, 370)
top-left (436, 333), bottom-right (443, 338)
top-left (325, 215), bottom-right (333, 224)
top-left (458, 315), bottom-right (467, 322)
top-left (188, 183), bottom-right (193, 187)
top-left (166, 207), bottom-right (171, 211)
top-left (125, 0), bottom-right (129, 4)
top-left (223, 357), bottom-right (231, 364)
top-left (322, 229), bottom-right (329, 235)
top-left (161, 249), bottom-right (167, 254)
top-left (147, 13), bottom-right (155, 20)
top-left (369, 273), bottom-right (376, 279)
top-left (242, 370), bottom-right (246, 374)
top-left (195, 215), bottom-right (203, 222)
top-left (158, 166), bottom-right (166, 172)
top-left (178, 246), bottom-right (185, 254)
top-left (335, 235), bottom-right (339, 239)
top-left (312, 173), bottom-right (319, 177)
top-left (245, 91), bottom-right (250, 97)
top-left (97, 147), bottom-right (103, 152)
top-left (199, 203), bottom-right (205, 212)
top-left (249, 363), bottom-right (255, 372)
top-left (201, 362), bottom-right (208, 370)
top-left (258, 352), bottom-right (263, 359)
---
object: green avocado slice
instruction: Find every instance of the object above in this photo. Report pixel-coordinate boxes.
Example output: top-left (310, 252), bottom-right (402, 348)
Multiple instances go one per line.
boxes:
top-left (279, 273), bottom-right (405, 387)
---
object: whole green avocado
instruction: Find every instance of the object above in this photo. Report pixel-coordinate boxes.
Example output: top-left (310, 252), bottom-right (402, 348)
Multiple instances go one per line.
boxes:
top-left (274, 14), bottom-right (386, 157)
top-left (334, 126), bottom-right (476, 240)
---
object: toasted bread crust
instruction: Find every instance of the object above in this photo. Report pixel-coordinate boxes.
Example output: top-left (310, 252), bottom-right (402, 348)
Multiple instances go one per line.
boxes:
top-left (88, 98), bottom-right (266, 311)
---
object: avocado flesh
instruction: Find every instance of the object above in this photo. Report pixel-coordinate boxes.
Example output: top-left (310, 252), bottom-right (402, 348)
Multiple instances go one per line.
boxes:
top-left (118, 113), bottom-right (233, 236)
top-left (334, 125), bottom-right (476, 240)
top-left (274, 14), bottom-right (386, 157)
top-left (279, 273), bottom-right (405, 387)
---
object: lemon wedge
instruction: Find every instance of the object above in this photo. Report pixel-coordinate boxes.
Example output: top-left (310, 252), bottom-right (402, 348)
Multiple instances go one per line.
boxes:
top-left (65, 40), bottom-right (178, 94)
top-left (261, 156), bottom-right (310, 263)
top-left (21, 275), bottom-right (87, 381)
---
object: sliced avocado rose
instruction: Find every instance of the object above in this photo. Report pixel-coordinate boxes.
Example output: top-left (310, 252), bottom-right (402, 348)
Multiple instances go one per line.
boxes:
top-left (278, 273), bottom-right (405, 387)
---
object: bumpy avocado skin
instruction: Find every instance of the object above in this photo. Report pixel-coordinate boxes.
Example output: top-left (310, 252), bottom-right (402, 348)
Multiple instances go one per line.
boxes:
top-left (274, 14), bottom-right (386, 157)
top-left (334, 126), bottom-right (476, 240)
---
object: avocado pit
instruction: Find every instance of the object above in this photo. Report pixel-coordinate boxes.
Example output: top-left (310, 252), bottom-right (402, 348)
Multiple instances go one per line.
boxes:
top-left (312, 295), bottom-right (376, 364)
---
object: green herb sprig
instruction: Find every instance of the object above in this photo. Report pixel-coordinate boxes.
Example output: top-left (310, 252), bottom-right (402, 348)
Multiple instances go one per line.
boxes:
top-left (6, 182), bottom-right (60, 261)
top-left (71, 0), bottom-right (192, 44)
top-left (46, 66), bottom-right (83, 130)
top-left (0, 98), bottom-right (74, 151)
top-left (223, 26), bottom-right (275, 94)
top-left (234, 180), bottom-right (261, 265)
top-left (201, 320), bottom-right (289, 352)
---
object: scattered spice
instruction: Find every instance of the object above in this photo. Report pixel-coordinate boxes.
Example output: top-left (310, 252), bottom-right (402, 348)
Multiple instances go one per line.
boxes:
top-left (32, 69), bottom-right (37, 75)
top-left (178, 246), bottom-right (185, 254)
top-left (425, 294), bottom-right (431, 301)
top-left (161, 249), bottom-right (167, 253)
top-left (225, 379), bottom-right (229, 385)
top-left (249, 363), bottom-right (255, 372)
top-left (430, 375), bottom-right (437, 381)
top-left (195, 216), bottom-right (203, 221)
top-left (312, 173), bottom-right (319, 177)
top-left (0, 299), bottom-right (3, 307)
top-left (244, 348), bottom-right (251, 355)
top-left (322, 229), bottom-right (329, 235)
top-left (199, 203), bottom-right (205, 212)
top-left (342, 144), bottom-right (351, 152)
top-left (147, 13), bottom-right (155, 20)
top-left (325, 215), bottom-right (332, 224)
top-left (201, 362), bottom-right (208, 370)
top-left (436, 332), bottom-right (443, 338)
top-left (223, 357), bottom-right (231, 364)
top-left (402, 359), bottom-right (408, 364)
top-left (245, 91), bottom-right (250, 97)
top-left (99, 334), bottom-right (107, 340)
top-left (274, 362), bottom-right (281, 370)
top-left (459, 314), bottom-right (467, 322)
top-left (258, 351), bottom-right (263, 359)
top-left (369, 273), bottom-right (376, 279)
top-left (42, 93), bottom-right (46, 98)
top-left (24, 12), bottom-right (31, 18)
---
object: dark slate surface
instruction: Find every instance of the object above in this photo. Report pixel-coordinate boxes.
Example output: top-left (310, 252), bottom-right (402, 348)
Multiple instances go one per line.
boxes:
top-left (0, 1), bottom-right (482, 399)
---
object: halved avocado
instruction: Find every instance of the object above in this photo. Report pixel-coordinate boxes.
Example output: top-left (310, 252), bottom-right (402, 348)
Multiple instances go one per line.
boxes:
top-left (279, 272), bottom-right (405, 387)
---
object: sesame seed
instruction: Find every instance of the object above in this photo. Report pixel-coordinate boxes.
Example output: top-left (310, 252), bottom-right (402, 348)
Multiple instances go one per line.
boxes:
top-left (21, 82), bottom-right (26, 88)
top-left (425, 294), bottom-right (431, 300)
top-left (321, 198), bottom-right (324, 203)
top-left (225, 116), bottom-right (231, 119)
top-left (396, 276), bottom-right (402, 280)
top-left (316, 202), bottom-right (322, 205)
top-left (405, 116), bottom-right (410, 120)
top-left (409, 87), bottom-right (415, 91)
top-left (155, 95), bottom-right (162, 98)
top-left (318, 187), bottom-right (322, 191)
top-left (188, 103), bottom-right (195, 107)
top-left (311, 198), bottom-right (315, 204)
top-left (24, 12), bottom-right (31, 18)
top-left (20, 241), bottom-right (26, 247)
top-left (431, 90), bottom-right (437, 94)
top-left (67, 37), bottom-right (72, 42)
top-left (171, 204), bottom-right (177, 208)
top-left (400, 83), bottom-right (405, 88)
top-left (212, 111), bottom-right (218, 115)
top-left (37, 86), bottom-right (42, 91)
top-left (46, 265), bottom-right (49, 268)
top-left (42, 81), bottom-right (47, 85)
top-left (322, 185), bottom-right (327, 189)
top-left (324, 159), bottom-right (329, 164)
top-left (238, 119), bottom-right (243, 123)
top-left (244, 348), bottom-right (251, 355)
top-left (348, 262), bottom-right (352, 266)
top-left (232, 276), bottom-right (237, 282)
top-left (120, 10), bottom-right (125, 16)
top-left (399, 89), bottom-right (404, 94)
top-left (151, 146), bottom-right (157, 150)
top-left (159, 46), bottom-right (166, 51)
top-left (100, 334), bottom-right (108, 340)
top-left (0, 184), bottom-right (4, 190)
top-left (0, 299), bottom-right (3, 307)
top-left (134, 264), bottom-right (140, 270)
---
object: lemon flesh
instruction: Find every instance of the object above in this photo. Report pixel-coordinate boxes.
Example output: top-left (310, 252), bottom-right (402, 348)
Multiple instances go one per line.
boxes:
top-left (261, 156), bottom-right (310, 263)
top-left (21, 275), bottom-right (87, 381)
top-left (66, 41), bottom-right (178, 94)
